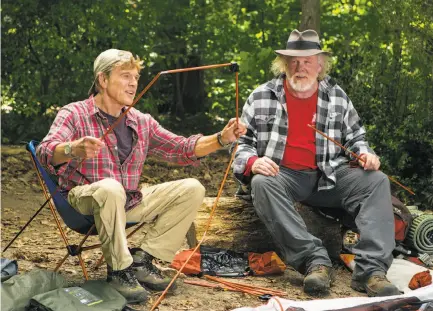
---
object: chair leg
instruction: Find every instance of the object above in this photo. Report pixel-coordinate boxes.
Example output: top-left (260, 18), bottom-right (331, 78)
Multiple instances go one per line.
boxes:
top-left (2, 203), bottom-right (46, 253)
top-left (77, 254), bottom-right (89, 280)
top-left (55, 252), bottom-right (70, 272)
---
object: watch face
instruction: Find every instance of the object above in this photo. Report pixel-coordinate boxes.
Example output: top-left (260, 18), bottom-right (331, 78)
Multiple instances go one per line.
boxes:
top-left (64, 143), bottom-right (71, 155)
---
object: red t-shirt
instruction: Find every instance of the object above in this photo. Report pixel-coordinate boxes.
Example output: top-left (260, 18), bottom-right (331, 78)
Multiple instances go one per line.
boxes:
top-left (243, 81), bottom-right (318, 176)
top-left (280, 81), bottom-right (318, 170)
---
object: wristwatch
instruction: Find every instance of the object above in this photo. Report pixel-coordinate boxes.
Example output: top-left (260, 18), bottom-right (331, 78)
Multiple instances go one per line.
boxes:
top-left (64, 142), bottom-right (73, 157)
top-left (217, 132), bottom-right (230, 147)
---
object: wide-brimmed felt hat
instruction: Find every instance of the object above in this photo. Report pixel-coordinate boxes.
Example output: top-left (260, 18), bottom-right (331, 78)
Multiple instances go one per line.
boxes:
top-left (275, 29), bottom-right (331, 57)
top-left (88, 49), bottom-right (134, 95)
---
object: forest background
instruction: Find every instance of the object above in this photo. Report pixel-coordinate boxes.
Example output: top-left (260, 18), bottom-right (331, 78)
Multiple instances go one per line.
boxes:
top-left (2, 0), bottom-right (432, 209)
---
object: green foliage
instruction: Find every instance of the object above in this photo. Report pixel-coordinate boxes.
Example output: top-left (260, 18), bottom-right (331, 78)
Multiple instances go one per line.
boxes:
top-left (2, 0), bottom-right (432, 208)
top-left (320, 0), bottom-right (433, 209)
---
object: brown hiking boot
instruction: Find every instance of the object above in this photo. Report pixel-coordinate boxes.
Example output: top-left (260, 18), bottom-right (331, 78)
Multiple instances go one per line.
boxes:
top-left (303, 265), bottom-right (335, 295)
top-left (107, 265), bottom-right (150, 303)
top-left (131, 248), bottom-right (175, 292)
top-left (351, 274), bottom-right (400, 297)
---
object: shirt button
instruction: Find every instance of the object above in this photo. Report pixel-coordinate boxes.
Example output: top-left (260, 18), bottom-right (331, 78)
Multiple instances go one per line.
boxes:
top-left (115, 146), bottom-right (118, 150)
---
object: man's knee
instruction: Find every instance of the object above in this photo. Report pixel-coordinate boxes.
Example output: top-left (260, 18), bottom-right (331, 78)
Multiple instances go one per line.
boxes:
top-left (181, 178), bottom-right (205, 202)
top-left (366, 170), bottom-right (390, 190)
top-left (251, 174), bottom-right (275, 194)
top-left (93, 178), bottom-right (126, 205)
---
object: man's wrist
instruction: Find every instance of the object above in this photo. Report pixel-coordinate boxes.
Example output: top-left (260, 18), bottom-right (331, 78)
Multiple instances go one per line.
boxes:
top-left (217, 132), bottom-right (229, 147)
top-left (64, 141), bottom-right (78, 159)
top-left (64, 142), bottom-right (73, 157)
top-left (70, 143), bottom-right (77, 158)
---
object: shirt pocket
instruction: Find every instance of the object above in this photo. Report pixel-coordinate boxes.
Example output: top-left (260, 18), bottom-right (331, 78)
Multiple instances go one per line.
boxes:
top-left (327, 112), bottom-right (343, 141)
top-left (255, 115), bottom-right (275, 137)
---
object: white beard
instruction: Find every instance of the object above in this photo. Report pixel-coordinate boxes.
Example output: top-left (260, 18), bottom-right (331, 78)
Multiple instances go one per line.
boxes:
top-left (288, 75), bottom-right (317, 92)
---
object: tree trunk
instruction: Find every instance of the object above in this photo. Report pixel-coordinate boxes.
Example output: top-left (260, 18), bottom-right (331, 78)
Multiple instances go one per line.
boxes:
top-left (183, 54), bottom-right (205, 114)
top-left (299, 0), bottom-right (321, 34)
top-left (172, 55), bottom-right (205, 117)
top-left (175, 70), bottom-right (185, 116)
top-left (193, 197), bottom-right (343, 261)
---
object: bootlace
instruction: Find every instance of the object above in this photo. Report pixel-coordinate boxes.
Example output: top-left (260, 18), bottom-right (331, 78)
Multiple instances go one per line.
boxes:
top-left (371, 274), bottom-right (388, 282)
top-left (306, 265), bottom-right (329, 276)
top-left (118, 267), bottom-right (139, 285)
top-left (131, 249), bottom-right (165, 278)
top-left (142, 260), bottom-right (164, 278)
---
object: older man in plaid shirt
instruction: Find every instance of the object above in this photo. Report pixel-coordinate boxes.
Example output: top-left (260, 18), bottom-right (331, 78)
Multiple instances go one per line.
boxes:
top-left (37, 49), bottom-right (246, 303)
top-left (234, 30), bottom-right (400, 297)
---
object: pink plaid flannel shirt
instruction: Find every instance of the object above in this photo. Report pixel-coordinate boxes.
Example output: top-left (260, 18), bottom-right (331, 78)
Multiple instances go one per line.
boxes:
top-left (37, 96), bottom-right (202, 210)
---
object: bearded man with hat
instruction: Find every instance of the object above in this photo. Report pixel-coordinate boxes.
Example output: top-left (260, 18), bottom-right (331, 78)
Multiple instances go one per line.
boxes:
top-left (233, 29), bottom-right (400, 297)
top-left (37, 49), bottom-right (246, 303)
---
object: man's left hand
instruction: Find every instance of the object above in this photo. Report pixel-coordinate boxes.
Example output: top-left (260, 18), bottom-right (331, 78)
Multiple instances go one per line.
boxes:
top-left (358, 153), bottom-right (381, 171)
top-left (220, 118), bottom-right (247, 144)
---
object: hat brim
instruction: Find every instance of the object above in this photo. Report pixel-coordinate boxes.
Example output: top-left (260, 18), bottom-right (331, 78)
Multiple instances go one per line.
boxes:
top-left (275, 49), bottom-right (331, 57)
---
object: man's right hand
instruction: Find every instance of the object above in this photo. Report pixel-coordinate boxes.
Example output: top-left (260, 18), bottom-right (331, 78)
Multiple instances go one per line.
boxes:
top-left (71, 136), bottom-right (105, 158)
top-left (251, 156), bottom-right (279, 176)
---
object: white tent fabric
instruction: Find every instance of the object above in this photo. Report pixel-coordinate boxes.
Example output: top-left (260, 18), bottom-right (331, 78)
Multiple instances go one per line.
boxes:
top-left (386, 258), bottom-right (432, 293)
top-left (232, 284), bottom-right (433, 311)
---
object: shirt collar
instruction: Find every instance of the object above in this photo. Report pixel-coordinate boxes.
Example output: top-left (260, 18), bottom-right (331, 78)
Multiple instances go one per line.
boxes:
top-left (85, 95), bottom-right (138, 126)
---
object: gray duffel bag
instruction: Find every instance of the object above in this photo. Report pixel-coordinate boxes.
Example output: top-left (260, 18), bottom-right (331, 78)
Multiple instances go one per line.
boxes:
top-left (1, 269), bottom-right (67, 311)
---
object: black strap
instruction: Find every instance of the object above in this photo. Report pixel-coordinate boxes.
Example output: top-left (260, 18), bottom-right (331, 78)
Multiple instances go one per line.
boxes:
top-left (286, 40), bottom-right (321, 50)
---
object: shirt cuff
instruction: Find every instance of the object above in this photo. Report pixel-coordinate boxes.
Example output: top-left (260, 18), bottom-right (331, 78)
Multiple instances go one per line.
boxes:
top-left (188, 134), bottom-right (204, 164)
top-left (38, 141), bottom-right (63, 175)
top-left (244, 156), bottom-right (258, 176)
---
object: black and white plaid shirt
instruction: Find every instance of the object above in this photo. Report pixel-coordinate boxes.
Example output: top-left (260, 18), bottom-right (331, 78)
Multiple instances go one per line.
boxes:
top-left (233, 74), bottom-right (374, 190)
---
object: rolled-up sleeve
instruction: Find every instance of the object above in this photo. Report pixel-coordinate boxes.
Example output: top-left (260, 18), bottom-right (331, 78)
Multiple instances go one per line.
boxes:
top-left (147, 116), bottom-right (202, 166)
top-left (36, 107), bottom-right (76, 174)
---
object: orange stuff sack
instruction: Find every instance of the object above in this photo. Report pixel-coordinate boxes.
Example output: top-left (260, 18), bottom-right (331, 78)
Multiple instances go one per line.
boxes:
top-left (248, 252), bottom-right (286, 275)
top-left (340, 253), bottom-right (356, 271)
top-left (408, 270), bottom-right (432, 290)
top-left (170, 248), bottom-right (201, 275)
top-left (392, 196), bottom-right (412, 242)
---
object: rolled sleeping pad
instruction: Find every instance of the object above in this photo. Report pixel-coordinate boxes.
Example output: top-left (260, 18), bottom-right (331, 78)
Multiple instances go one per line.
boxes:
top-left (406, 214), bottom-right (433, 255)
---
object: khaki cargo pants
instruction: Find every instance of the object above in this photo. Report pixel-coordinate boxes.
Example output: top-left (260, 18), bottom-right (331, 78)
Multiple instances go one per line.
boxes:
top-left (68, 178), bottom-right (205, 270)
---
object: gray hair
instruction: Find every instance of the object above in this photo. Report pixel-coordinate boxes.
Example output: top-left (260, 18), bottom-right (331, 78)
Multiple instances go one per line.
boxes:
top-left (270, 54), bottom-right (332, 81)
top-left (89, 49), bottom-right (143, 96)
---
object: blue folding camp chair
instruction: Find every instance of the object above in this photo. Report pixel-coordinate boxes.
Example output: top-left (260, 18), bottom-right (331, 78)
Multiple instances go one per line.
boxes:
top-left (24, 140), bottom-right (144, 279)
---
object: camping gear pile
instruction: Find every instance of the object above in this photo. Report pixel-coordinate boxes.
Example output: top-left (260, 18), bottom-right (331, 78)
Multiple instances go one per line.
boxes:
top-left (339, 198), bottom-right (433, 273)
top-left (170, 245), bottom-right (286, 277)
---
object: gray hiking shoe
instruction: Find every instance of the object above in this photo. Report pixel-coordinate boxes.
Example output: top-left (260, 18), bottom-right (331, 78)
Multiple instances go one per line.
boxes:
top-left (107, 265), bottom-right (149, 303)
top-left (351, 274), bottom-right (400, 297)
top-left (303, 265), bottom-right (335, 295)
top-left (130, 248), bottom-right (175, 292)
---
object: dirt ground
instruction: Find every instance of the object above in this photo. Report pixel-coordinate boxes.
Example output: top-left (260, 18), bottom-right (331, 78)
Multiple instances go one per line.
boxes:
top-left (1, 145), bottom-right (366, 310)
